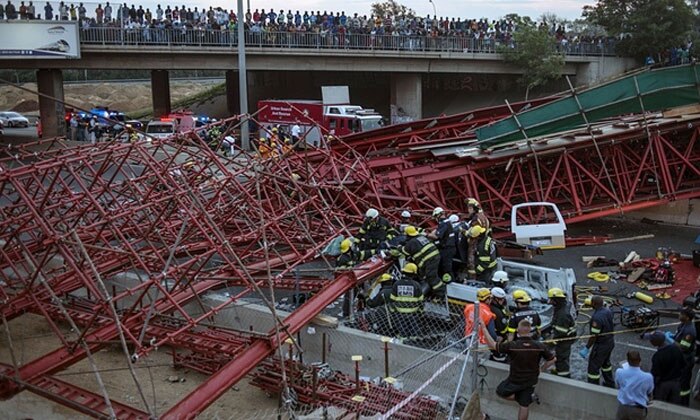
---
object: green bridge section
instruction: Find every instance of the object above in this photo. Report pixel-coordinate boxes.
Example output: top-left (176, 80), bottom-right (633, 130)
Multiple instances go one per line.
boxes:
top-left (476, 64), bottom-right (700, 148)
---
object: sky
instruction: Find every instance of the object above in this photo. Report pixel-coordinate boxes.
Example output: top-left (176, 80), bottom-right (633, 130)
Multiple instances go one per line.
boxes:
top-left (66, 1), bottom-right (595, 21)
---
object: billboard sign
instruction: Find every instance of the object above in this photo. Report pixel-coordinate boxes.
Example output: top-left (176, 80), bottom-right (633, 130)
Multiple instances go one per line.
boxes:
top-left (0, 21), bottom-right (80, 59)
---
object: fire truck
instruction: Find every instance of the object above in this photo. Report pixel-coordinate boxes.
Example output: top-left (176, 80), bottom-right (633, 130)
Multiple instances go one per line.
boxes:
top-left (256, 86), bottom-right (383, 147)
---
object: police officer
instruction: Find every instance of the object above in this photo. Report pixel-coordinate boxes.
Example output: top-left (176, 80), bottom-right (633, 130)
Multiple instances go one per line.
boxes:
top-left (470, 226), bottom-right (497, 282)
top-left (580, 295), bottom-right (615, 387)
top-left (548, 287), bottom-right (577, 378)
top-left (366, 273), bottom-right (395, 309)
top-left (673, 307), bottom-right (696, 405)
top-left (489, 286), bottom-right (509, 362)
top-left (507, 290), bottom-right (542, 340)
top-left (400, 225), bottom-right (443, 298)
top-left (390, 263), bottom-right (424, 339)
top-left (357, 208), bottom-right (397, 252)
top-left (428, 207), bottom-right (456, 285)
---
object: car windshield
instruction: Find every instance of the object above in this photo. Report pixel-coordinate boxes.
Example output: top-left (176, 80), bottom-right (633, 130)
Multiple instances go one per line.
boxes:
top-left (360, 118), bottom-right (382, 131)
top-left (146, 124), bottom-right (175, 134)
top-left (6, 112), bottom-right (22, 118)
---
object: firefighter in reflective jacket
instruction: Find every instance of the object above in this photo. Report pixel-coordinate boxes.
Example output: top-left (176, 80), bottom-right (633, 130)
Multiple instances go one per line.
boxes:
top-left (337, 238), bottom-right (374, 317)
top-left (548, 287), bottom-right (577, 378)
top-left (400, 226), bottom-right (444, 298)
top-left (366, 273), bottom-right (395, 308)
top-left (357, 208), bottom-right (397, 252)
top-left (463, 198), bottom-right (491, 278)
top-left (428, 207), bottom-right (456, 285)
top-left (390, 263), bottom-right (424, 338)
top-left (579, 295), bottom-right (615, 387)
top-left (673, 307), bottom-right (696, 405)
top-left (507, 290), bottom-right (542, 340)
top-left (470, 225), bottom-right (497, 282)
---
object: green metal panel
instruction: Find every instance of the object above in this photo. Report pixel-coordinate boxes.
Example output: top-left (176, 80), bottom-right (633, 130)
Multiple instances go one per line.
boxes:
top-left (476, 64), bottom-right (700, 147)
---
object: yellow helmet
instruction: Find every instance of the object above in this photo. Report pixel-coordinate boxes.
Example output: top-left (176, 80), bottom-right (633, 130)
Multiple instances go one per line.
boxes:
top-left (378, 273), bottom-right (393, 283)
top-left (340, 239), bottom-right (352, 254)
top-left (548, 287), bottom-right (566, 299)
top-left (468, 225), bottom-right (486, 238)
top-left (466, 198), bottom-right (480, 209)
top-left (476, 288), bottom-right (491, 302)
top-left (402, 263), bottom-right (418, 274)
top-left (513, 290), bottom-right (532, 303)
top-left (404, 225), bottom-right (419, 237)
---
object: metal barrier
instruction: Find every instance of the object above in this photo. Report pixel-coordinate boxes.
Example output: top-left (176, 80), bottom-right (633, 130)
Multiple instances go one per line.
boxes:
top-left (79, 27), bottom-right (616, 56)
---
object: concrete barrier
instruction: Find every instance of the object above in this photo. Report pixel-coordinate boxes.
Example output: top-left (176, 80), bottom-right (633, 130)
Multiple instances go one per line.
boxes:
top-left (197, 296), bottom-right (699, 420)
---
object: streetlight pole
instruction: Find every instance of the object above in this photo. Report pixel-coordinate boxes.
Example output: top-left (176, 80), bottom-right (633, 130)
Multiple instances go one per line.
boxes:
top-left (237, 0), bottom-right (250, 151)
top-left (429, 0), bottom-right (436, 17)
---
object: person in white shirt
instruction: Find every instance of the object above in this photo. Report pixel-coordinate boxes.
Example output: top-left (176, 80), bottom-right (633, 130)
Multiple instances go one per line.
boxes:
top-left (615, 351), bottom-right (653, 420)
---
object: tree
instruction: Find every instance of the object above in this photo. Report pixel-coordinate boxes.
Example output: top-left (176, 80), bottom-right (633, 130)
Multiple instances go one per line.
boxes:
top-left (498, 24), bottom-right (565, 99)
top-left (371, 0), bottom-right (415, 19)
top-left (583, 0), bottom-right (694, 59)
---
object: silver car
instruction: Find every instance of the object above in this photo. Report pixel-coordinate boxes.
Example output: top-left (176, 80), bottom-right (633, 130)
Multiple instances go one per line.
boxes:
top-left (0, 112), bottom-right (30, 128)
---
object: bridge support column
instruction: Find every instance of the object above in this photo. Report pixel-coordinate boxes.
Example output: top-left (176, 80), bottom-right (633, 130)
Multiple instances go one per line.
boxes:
top-left (225, 70), bottom-right (240, 115)
top-left (390, 73), bottom-right (422, 123)
top-left (151, 70), bottom-right (171, 118)
top-left (36, 69), bottom-right (65, 138)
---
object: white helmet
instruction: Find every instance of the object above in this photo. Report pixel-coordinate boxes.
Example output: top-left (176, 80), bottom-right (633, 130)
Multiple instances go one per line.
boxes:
top-left (432, 207), bottom-right (444, 217)
top-left (492, 270), bottom-right (509, 284)
top-left (365, 208), bottom-right (379, 219)
top-left (401, 210), bottom-right (411, 219)
top-left (448, 214), bottom-right (459, 223)
top-left (491, 287), bottom-right (506, 299)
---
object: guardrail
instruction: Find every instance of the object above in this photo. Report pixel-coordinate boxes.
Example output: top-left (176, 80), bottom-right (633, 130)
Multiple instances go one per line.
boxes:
top-left (79, 27), bottom-right (616, 56)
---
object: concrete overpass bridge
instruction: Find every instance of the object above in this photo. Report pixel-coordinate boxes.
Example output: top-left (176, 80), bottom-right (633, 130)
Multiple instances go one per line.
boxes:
top-left (2, 28), bottom-right (636, 137)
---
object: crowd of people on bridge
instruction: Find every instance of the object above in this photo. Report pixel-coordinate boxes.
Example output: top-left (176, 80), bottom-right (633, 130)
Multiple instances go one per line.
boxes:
top-left (0, 1), bottom-right (614, 53)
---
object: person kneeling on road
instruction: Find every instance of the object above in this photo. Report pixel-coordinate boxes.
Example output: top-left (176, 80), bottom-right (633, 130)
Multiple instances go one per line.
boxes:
top-left (480, 318), bottom-right (556, 420)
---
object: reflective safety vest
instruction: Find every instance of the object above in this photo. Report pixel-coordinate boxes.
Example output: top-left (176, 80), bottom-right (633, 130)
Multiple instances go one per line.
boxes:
top-left (358, 216), bottom-right (396, 250)
top-left (464, 302), bottom-right (495, 344)
top-left (401, 235), bottom-right (439, 269)
top-left (551, 302), bottom-right (577, 339)
top-left (475, 235), bottom-right (497, 273)
top-left (389, 277), bottom-right (424, 314)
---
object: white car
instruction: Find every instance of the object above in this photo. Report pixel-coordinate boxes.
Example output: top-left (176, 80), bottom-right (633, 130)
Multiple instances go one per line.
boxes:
top-left (0, 112), bottom-right (30, 128)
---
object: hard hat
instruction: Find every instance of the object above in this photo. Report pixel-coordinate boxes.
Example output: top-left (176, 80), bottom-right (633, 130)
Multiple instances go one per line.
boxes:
top-left (404, 225), bottom-right (419, 237)
top-left (259, 137), bottom-right (267, 142)
top-left (513, 289), bottom-right (532, 303)
top-left (378, 273), bottom-right (393, 283)
top-left (492, 270), bottom-right (509, 284)
top-left (401, 210), bottom-right (411, 219)
top-left (476, 288), bottom-right (491, 302)
top-left (402, 263), bottom-right (418, 274)
top-left (465, 198), bottom-right (480, 208)
top-left (448, 214), bottom-right (459, 223)
top-left (291, 173), bottom-right (301, 181)
top-left (491, 287), bottom-right (506, 299)
top-left (548, 287), bottom-right (566, 299)
top-left (432, 207), bottom-right (444, 217)
top-left (272, 127), bottom-right (278, 132)
top-left (340, 239), bottom-right (352, 254)
top-left (468, 225), bottom-right (486, 238)
top-left (365, 208), bottom-right (379, 219)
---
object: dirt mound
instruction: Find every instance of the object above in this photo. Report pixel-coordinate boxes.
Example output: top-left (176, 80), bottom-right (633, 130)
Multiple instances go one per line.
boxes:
top-left (12, 99), bottom-right (39, 113)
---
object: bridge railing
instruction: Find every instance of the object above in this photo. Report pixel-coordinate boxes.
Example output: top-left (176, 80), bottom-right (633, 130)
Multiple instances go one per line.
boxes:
top-left (79, 27), bottom-right (616, 56)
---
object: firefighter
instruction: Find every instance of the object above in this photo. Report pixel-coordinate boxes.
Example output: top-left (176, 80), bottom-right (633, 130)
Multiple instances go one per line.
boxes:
top-left (491, 270), bottom-right (509, 289)
top-left (463, 197), bottom-right (490, 278)
top-left (464, 288), bottom-right (496, 345)
top-left (258, 137), bottom-right (272, 158)
top-left (489, 286), bottom-right (509, 362)
top-left (207, 125), bottom-right (221, 149)
top-left (400, 225), bottom-right (443, 298)
top-left (337, 238), bottom-right (374, 317)
top-left (428, 207), bottom-right (456, 286)
top-left (357, 208), bottom-right (396, 253)
top-left (366, 273), bottom-right (395, 308)
top-left (548, 287), bottom-right (577, 378)
top-left (579, 295), bottom-right (615, 388)
top-left (470, 225), bottom-right (497, 282)
top-left (390, 263), bottom-right (424, 339)
top-left (507, 290), bottom-right (542, 340)
top-left (673, 307), bottom-right (696, 405)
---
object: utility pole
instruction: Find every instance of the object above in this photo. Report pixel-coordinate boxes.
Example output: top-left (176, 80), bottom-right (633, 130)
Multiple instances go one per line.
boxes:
top-left (237, 0), bottom-right (250, 150)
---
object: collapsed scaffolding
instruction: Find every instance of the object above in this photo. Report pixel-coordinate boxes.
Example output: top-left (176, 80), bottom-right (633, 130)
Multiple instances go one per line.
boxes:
top-left (1, 63), bottom-right (700, 418)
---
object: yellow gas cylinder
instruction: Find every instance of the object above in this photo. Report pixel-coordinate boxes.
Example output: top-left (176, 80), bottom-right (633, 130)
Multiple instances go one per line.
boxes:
top-left (634, 292), bottom-right (654, 304)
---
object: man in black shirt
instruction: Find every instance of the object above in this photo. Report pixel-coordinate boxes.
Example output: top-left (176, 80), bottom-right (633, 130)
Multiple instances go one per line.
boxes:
top-left (647, 330), bottom-right (684, 404)
top-left (481, 318), bottom-right (556, 420)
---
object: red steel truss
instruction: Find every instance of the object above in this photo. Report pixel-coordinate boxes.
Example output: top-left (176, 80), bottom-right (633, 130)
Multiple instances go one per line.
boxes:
top-left (1, 101), bottom-right (699, 418)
